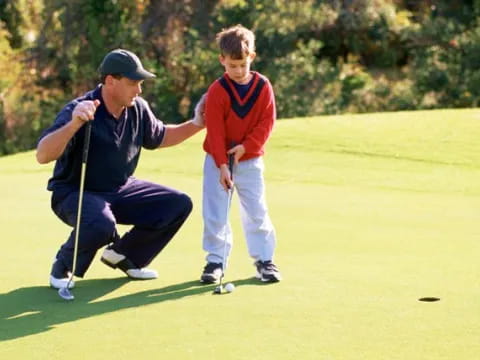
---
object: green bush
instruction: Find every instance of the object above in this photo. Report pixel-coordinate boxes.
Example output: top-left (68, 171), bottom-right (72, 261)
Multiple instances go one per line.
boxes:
top-left (2, 0), bottom-right (480, 156)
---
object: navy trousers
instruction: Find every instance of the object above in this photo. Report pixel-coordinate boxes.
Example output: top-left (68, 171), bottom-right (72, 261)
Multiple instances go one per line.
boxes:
top-left (51, 177), bottom-right (193, 277)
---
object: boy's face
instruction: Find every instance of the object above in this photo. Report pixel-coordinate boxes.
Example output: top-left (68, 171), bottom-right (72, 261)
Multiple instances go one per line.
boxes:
top-left (219, 53), bottom-right (256, 84)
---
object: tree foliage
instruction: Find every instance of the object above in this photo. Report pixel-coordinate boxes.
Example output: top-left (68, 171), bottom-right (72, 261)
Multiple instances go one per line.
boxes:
top-left (1, 0), bottom-right (480, 155)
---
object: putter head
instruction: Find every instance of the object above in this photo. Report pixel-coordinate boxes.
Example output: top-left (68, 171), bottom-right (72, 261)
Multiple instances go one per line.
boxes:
top-left (58, 287), bottom-right (75, 301)
top-left (213, 285), bottom-right (223, 294)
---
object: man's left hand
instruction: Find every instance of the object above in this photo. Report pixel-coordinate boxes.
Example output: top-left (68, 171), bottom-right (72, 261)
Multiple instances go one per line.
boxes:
top-left (192, 94), bottom-right (206, 127)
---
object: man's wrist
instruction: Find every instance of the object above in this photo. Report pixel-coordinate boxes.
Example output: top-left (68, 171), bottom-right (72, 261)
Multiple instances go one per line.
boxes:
top-left (191, 118), bottom-right (204, 128)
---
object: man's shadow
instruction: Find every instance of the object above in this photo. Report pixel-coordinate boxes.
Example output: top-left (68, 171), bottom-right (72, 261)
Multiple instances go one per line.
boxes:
top-left (0, 277), bottom-right (263, 341)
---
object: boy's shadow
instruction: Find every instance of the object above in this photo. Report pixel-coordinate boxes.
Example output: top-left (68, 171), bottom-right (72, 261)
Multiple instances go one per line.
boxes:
top-left (0, 277), bottom-right (263, 341)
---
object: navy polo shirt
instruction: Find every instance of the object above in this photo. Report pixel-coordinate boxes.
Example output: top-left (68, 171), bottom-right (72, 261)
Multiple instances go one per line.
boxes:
top-left (39, 85), bottom-right (165, 192)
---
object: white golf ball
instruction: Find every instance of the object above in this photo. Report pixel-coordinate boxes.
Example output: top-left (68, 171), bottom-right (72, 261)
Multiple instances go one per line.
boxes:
top-left (225, 283), bottom-right (235, 293)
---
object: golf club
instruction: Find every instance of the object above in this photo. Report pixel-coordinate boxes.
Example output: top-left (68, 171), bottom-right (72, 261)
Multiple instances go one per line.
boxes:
top-left (213, 152), bottom-right (235, 295)
top-left (58, 121), bottom-right (92, 301)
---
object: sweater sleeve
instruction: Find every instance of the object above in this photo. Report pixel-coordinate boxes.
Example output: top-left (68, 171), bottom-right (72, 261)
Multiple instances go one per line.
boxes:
top-left (241, 79), bottom-right (276, 155)
top-left (205, 82), bottom-right (229, 167)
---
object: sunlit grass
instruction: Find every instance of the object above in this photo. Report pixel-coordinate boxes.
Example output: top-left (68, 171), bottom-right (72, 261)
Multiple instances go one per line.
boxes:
top-left (0, 108), bottom-right (479, 359)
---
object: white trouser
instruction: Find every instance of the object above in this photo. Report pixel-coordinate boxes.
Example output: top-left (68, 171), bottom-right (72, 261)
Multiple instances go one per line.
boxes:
top-left (202, 154), bottom-right (276, 266)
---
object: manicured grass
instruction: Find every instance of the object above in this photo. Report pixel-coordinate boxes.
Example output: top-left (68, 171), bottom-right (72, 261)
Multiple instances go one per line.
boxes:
top-left (0, 108), bottom-right (479, 359)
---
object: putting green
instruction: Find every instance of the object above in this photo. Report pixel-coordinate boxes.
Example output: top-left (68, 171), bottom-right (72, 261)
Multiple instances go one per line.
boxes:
top-left (0, 109), bottom-right (479, 359)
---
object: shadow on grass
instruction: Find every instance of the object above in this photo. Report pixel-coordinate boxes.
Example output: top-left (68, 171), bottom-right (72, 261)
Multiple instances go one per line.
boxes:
top-left (0, 276), bottom-right (266, 341)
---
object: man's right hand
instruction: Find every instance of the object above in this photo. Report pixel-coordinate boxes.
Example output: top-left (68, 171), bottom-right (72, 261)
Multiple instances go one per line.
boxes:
top-left (37, 99), bottom-right (100, 164)
top-left (72, 100), bottom-right (101, 124)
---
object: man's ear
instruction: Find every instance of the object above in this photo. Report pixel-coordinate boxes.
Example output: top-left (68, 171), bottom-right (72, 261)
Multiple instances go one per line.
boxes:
top-left (105, 74), bottom-right (114, 86)
top-left (219, 55), bottom-right (226, 65)
top-left (248, 52), bottom-right (256, 61)
top-left (105, 74), bottom-right (122, 86)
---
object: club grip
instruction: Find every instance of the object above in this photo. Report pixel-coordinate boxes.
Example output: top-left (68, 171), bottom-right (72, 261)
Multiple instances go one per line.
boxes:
top-left (227, 141), bottom-right (236, 180)
top-left (82, 122), bottom-right (92, 164)
top-left (228, 153), bottom-right (234, 179)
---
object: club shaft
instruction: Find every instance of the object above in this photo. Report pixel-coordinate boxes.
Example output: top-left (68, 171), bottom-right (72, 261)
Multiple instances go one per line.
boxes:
top-left (66, 122), bottom-right (92, 288)
top-left (219, 154), bottom-right (234, 287)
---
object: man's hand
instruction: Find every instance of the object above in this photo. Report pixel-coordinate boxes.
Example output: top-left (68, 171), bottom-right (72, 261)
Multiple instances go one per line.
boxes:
top-left (72, 100), bottom-right (100, 124)
top-left (227, 144), bottom-right (245, 165)
top-left (36, 99), bottom-right (100, 164)
top-left (192, 94), bottom-right (206, 127)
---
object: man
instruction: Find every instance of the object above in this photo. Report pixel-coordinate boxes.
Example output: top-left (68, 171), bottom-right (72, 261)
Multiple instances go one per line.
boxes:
top-left (36, 49), bottom-right (205, 289)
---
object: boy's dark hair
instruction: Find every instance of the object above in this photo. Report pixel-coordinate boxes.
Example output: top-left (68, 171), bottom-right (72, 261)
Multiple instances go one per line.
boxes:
top-left (216, 24), bottom-right (255, 59)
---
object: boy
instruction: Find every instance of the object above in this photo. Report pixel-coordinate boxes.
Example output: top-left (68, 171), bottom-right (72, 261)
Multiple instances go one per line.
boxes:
top-left (200, 25), bottom-right (281, 283)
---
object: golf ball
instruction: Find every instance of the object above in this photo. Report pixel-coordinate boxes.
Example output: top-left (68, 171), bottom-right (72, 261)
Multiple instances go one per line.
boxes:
top-left (225, 283), bottom-right (235, 293)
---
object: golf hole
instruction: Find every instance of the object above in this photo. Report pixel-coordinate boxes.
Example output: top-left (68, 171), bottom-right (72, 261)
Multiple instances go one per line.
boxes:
top-left (418, 297), bottom-right (440, 302)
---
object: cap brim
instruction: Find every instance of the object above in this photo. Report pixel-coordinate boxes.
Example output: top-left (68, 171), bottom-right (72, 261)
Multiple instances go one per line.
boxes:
top-left (124, 68), bottom-right (156, 80)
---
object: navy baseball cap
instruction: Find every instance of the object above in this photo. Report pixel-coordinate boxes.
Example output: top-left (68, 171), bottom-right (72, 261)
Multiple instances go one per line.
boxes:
top-left (98, 49), bottom-right (156, 80)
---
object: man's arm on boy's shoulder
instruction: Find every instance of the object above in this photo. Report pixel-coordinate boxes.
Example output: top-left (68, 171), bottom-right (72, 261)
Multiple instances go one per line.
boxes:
top-left (158, 120), bottom-right (203, 148)
top-left (158, 95), bottom-right (206, 148)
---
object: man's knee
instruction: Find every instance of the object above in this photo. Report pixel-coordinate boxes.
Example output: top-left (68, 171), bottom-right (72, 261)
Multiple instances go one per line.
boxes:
top-left (156, 192), bottom-right (192, 227)
top-left (85, 217), bottom-right (116, 247)
top-left (178, 193), bottom-right (193, 217)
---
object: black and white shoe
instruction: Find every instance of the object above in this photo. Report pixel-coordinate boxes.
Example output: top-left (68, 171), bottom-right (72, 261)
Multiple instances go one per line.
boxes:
top-left (49, 258), bottom-right (75, 289)
top-left (255, 260), bottom-right (282, 282)
top-left (200, 262), bottom-right (223, 284)
top-left (101, 246), bottom-right (158, 280)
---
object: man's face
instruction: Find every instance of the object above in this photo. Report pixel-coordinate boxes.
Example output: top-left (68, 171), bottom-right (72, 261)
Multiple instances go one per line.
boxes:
top-left (219, 53), bottom-right (255, 84)
top-left (110, 76), bottom-right (143, 107)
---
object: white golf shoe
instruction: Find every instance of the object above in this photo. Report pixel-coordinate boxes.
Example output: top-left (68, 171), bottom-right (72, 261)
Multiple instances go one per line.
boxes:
top-left (101, 246), bottom-right (158, 280)
top-left (50, 275), bottom-right (75, 289)
top-left (124, 267), bottom-right (158, 279)
top-left (49, 258), bottom-right (75, 289)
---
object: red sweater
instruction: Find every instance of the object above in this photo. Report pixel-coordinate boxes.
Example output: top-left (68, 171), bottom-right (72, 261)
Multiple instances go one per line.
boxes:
top-left (203, 72), bottom-right (276, 168)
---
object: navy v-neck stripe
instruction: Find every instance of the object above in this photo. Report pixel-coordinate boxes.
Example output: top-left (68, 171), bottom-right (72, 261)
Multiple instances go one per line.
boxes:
top-left (232, 76), bottom-right (255, 99)
top-left (219, 75), bottom-right (266, 119)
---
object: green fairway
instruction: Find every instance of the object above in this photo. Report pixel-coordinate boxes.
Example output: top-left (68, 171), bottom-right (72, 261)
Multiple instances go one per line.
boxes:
top-left (1, 109), bottom-right (479, 359)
